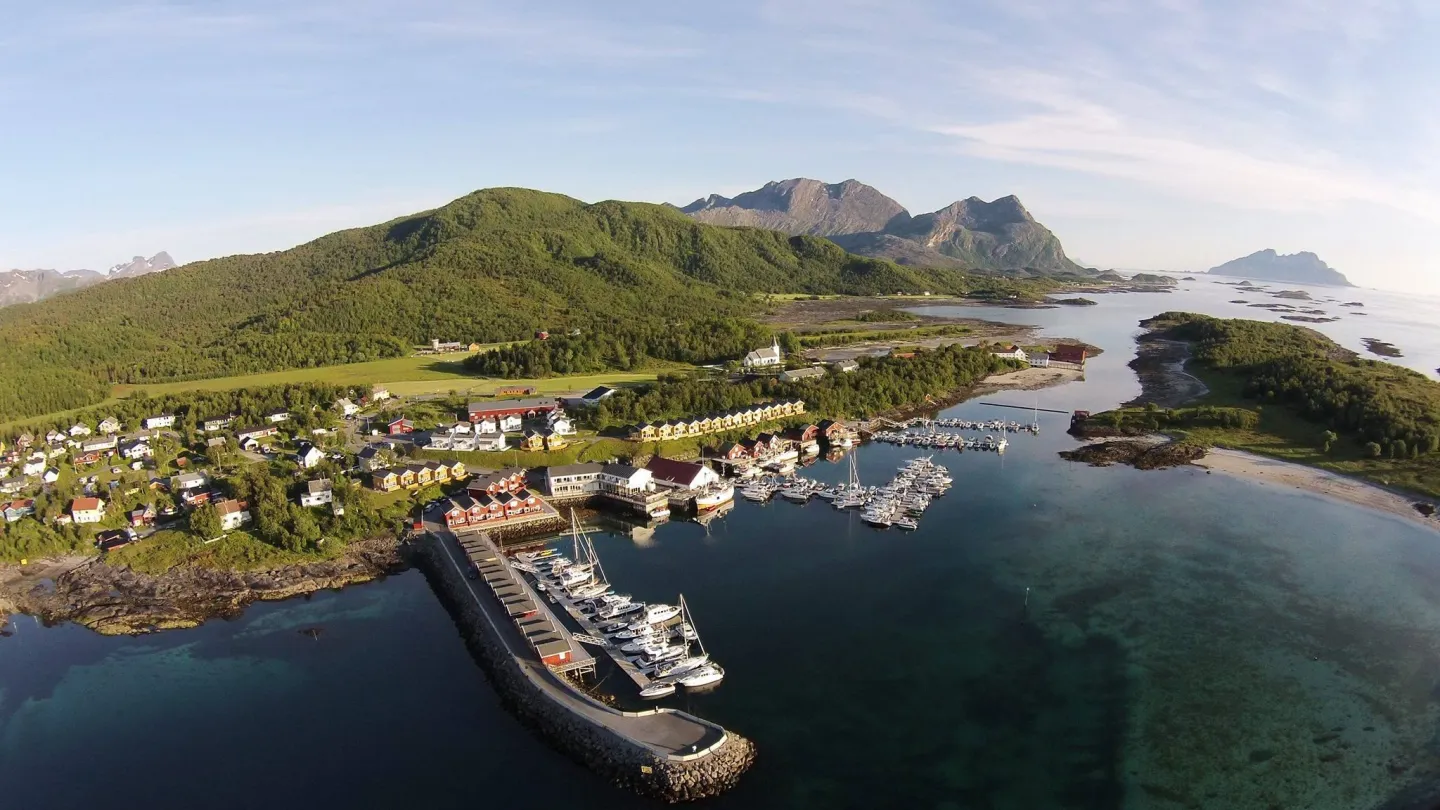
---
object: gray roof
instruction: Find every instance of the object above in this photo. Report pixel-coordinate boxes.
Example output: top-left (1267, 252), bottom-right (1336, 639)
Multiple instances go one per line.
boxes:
top-left (467, 397), bottom-right (559, 413)
top-left (601, 463), bottom-right (642, 478)
top-left (305, 479), bottom-right (332, 494)
top-left (504, 601), bottom-right (536, 616)
top-left (534, 639), bottom-right (572, 657)
top-left (547, 462), bottom-right (604, 478)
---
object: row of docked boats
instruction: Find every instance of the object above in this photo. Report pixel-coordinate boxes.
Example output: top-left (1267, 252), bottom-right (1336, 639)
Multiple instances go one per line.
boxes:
top-left (740, 453), bottom-right (953, 531)
top-left (514, 514), bottom-right (724, 699)
top-left (872, 430), bottom-right (1009, 451)
top-left (904, 416), bottom-right (1038, 434)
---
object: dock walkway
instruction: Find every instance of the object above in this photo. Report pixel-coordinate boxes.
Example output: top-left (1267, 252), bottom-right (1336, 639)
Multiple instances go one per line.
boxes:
top-left (428, 528), bottom-right (721, 757)
top-left (547, 584), bottom-right (657, 691)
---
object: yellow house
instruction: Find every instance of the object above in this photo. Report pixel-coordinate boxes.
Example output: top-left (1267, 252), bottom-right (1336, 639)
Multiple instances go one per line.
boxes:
top-left (543, 431), bottom-right (569, 451)
top-left (371, 470), bottom-right (399, 492)
top-left (449, 461), bottom-right (468, 480)
top-left (521, 431), bottom-right (546, 452)
top-left (398, 469), bottom-right (417, 488)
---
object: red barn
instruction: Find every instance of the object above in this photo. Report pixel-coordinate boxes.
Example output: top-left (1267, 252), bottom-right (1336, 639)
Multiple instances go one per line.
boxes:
top-left (1048, 344), bottom-right (1088, 367)
top-left (387, 417), bottom-right (414, 435)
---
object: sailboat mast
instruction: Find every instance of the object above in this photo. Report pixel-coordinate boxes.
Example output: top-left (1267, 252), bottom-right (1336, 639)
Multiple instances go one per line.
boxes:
top-left (680, 593), bottom-right (706, 657)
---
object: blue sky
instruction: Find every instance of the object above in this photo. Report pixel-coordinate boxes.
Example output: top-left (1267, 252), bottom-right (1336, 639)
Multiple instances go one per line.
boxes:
top-left (2, 0), bottom-right (1436, 291)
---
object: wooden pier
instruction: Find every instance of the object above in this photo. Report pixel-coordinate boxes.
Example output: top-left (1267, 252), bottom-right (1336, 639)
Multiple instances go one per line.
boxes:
top-left (536, 569), bottom-right (659, 691)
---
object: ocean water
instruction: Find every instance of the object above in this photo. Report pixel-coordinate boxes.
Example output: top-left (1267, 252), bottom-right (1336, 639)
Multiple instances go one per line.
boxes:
top-left (4, 290), bottom-right (1440, 809)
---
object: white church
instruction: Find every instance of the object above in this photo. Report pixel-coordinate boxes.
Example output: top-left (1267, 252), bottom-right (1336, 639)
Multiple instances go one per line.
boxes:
top-left (743, 337), bottom-right (783, 369)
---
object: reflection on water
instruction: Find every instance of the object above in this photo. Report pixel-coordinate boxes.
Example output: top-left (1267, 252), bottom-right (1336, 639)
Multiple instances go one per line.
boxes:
top-left (3, 290), bottom-right (1440, 809)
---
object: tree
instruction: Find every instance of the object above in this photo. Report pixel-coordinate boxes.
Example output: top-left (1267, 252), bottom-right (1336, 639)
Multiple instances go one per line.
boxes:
top-left (1320, 430), bottom-right (1338, 454)
top-left (1365, 441), bottom-right (1383, 458)
top-left (190, 504), bottom-right (222, 539)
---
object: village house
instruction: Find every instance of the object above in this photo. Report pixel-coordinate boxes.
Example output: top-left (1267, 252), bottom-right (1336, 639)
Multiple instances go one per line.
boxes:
top-left (579, 386), bottom-right (615, 406)
top-left (16, 433), bottom-right (34, 449)
top-left (96, 529), bottom-right (134, 552)
top-left (266, 409), bottom-right (291, 424)
top-left (205, 436), bottom-right (228, 451)
top-left (97, 417), bottom-right (123, 434)
top-left (0, 478), bottom-right (26, 495)
top-left (300, 479), bottom-right (333, 508)
top-left (69, 422), bottom-right (92, 437)
top-left (743, 337), bottom-right (783, 369)
top-left (81, 436), bottom-right (118, 454)
top-left (992, 344), bottom-right (1029, 362)
top-left (546, 412), bottom-right (576, 435)
top-left (21, 458), bottom-right (46, 477)
top-left (42, 468), bottom-right (60, 484)
top-left (543, 462), bottom-right (604, 498)
top-left (3, 499), bottom-right (35, 522)
top-left (370, 461), bottom-right (466, 492)
top-left (43, 430), bottom-right (63, 446)
top-left (129, 504), bottom-right (156, 528)
top-left (70, 496), bottom-right (106, 524)
top-left (467, 468), bottom-right (527, 498)
top-left (172, 471), bottom-right (209, 492)
top-left (74, 451), bottom-right (103, 467)
top-left (334, 397), bottom-right (359, 417)
top-left (782, 423), bottom-right (821, 453)
top-left (779, 366), bottom-right (827, 383)
top-left (495, 385), bottom-right (537, 397)
top-left (520, 430), bottom-right (546, 452)
top-left (368, 384), bottom-right (391, 402)
top-left (202, 415), bottom-right (236, 432)
top-left (236, 425), bottom-right (279, 444)
top-left (120, 440), bottom-right (152, 461)
top-left (816, 419), bottom-right (858, 445)
top-left (216, 499), bottom-right (252, 531)
top-left (387, 417), bottom-right (414, 435)
top-left (643, 457), bottom-right (721, 491)
top-left (832, 359), bottom-right (860, 373)
top-left (474, 432), bottom-right (507, 452)
top-left (467, 397), bottom-right (560, 424)
top-left (295, 442), bottom-right (324, 469)
top-left (627, 400), bottom-right (806, 442)
top-left (143, 414), bottom-right (176, 430)
top-left (449, 421), bottom-right (472, 435)
top-left (1047, 344), bottom-right (1088, 368)
top-left (540, 429), bottom-right (568, 451)
top-left (356, 443), bottom-right (393, 472)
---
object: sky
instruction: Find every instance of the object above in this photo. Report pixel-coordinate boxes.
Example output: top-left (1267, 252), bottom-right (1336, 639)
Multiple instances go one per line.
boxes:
top-left (1, 0), bottom-right (1436, 291)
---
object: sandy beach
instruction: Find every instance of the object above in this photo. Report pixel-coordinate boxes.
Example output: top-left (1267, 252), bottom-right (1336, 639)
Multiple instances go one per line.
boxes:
top-left (1193, 447), bottom-right (1440, 532)
top-left (972, 365), bottom-right (1084, 395)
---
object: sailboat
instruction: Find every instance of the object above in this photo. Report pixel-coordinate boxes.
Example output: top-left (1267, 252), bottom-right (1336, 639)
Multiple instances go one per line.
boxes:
top-left (834, 451), bottom-right (866, 509)
top-left (563, 512), bottom-right (612, 599)
top-left (652, 594), bottom-right (716, 682)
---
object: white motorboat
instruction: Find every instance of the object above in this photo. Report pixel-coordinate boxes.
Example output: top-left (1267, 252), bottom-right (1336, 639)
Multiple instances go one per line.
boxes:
top-left (649, 506), bottom-right (671, 520)
top-left (629, 603), bottom-right (680, 627)
top-left (893, 517), bottom-right (918, 530)
top-left (677, 664), bottom-right (725, 689)
top-left (632, 644), bottom-right (686, 667)
top-left (622, 635), bottom-right (671, 654)
top-left (598, 600), bottom-right (642, 619)
top-left (694, 484), bottom-right (735, 511)
top-left (569, 581), bottom-right (611, 599)
top-left (516, 549), bottom-right (560, 563)
top-left (639, 682), bottom-right (676, 700)
top-left (613, 623), bottom-right (658, 640)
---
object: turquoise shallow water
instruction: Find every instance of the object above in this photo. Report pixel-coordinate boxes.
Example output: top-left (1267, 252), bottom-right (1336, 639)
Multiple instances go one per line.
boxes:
top-left (4, 290), bottom-right (1440, 809)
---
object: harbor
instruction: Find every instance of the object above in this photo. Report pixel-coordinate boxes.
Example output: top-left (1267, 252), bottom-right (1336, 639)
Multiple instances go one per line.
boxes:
top-left (740, 455), bottom-right (954, 530)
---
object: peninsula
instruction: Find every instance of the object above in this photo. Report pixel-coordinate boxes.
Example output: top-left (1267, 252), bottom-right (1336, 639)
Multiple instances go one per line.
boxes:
top-left (1068, 312), bottom-right (1440, 517)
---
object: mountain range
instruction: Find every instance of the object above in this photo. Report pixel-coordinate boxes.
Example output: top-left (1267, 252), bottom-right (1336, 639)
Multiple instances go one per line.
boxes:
top-left (679, 178), bottom-right (1087, 275)
top-left (0, 252), bottom-right (176, 308)
top-left (1208, 249), bottom-right (1353, 287)
top-left (0, 188), bottom-right (1046, 422)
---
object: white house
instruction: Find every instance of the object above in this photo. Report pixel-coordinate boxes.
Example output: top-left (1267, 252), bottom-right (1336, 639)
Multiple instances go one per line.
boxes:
top-left (450, 421), bottom-right (472, 435)
top-left (173, 471), bottom-right (209, 491)
top-left (599, 464), bottom-right (654, 492)
top-left (742, 338), bottom-right (783, 369)
top-left (216, 499), bottom-right (252, 531)
top-left (22, 459), bottom-right (46, 477)
top-left (266, 409), bottom-right (291, 424)
top-left (97, 417), bottom-right (123, 434)
top-left (548, 415), bottom-right (576, 436)
top-left (300, 479), bottom-right (333, 508)
top-left (70, 497), bottom-right (106, 524)
top-left (295, 442), bottom-right (324, 469)
top-left (42, 468), bottom-right (60, 484)
top-left (69, 423), bottom-right (91, 437)
top-left (474, 432), bottom-right (507, 452)
top-left (81, 436), bottom-right (118, 454)
top-left (334, 398), bottom-right (359, 417)
top-left (1029, 353), bottom-right (1050, 368)
top-left (120, 441), bottom-right (152, 461)
top-left (143, 414), bottom-right (176, 430)
top-left (643, 457), bottom-right (721, 491)
top-left (992, 345), bottom-right (1028, 362)
top-left (474, 417), bottom-right (499, 434)
top-left (833, 359), bottom-right (860, 373)
top-left (498, 414), bottom-right (523, 433)
top-left (426, 434), bottom-right (454, 451)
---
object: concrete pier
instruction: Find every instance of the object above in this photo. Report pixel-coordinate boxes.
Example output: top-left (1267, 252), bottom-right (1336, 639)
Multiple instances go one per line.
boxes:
top-left (411, 530), bottom-right (755, 802)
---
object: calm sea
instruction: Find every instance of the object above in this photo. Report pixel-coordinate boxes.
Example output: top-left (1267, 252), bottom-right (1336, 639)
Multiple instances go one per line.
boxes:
top-left (4, 287), bottom-right (1440, 810)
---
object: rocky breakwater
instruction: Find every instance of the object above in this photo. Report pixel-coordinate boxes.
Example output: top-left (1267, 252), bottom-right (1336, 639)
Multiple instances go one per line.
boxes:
top-left (410, 533), bottom-right (755, 802)
top-left (0, 535), bottom-right (403, 635)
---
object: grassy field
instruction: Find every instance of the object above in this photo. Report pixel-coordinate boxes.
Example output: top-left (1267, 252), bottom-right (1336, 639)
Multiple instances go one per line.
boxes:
top-left (106, 529), bottom-right (346, 574)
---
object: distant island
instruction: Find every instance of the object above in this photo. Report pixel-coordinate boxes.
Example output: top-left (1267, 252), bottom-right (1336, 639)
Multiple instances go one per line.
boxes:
top-left (1207, 249), bottom-right (1354, 287)
top-left (1054, 297), bottom-right (1098, 306)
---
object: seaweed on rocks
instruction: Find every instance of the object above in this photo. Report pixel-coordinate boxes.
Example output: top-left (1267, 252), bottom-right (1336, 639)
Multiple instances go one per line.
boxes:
top-left (1059, 440), bottom-right (1206, 470)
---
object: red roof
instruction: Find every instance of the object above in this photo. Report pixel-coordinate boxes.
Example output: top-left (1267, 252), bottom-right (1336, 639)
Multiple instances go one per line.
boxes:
top-left (643, 457), bottom-right (708, 487)
top-left (71, 497), bottom-right (102, 512)
top-left (1049, 344), bottom-right (1088, 363)
top-left (216, 498), bottom-right (248, 515)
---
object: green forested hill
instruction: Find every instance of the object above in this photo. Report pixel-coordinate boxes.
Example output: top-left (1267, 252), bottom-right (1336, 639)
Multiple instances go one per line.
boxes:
top-left (0, 188), bottom-right (1021, 421)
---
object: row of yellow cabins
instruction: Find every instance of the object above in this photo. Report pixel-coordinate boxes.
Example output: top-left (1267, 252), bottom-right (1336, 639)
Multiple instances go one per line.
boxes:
top-left (628, 399), bottom-right (806, 442)
top-left (372, 459), bottom-right (468, 492)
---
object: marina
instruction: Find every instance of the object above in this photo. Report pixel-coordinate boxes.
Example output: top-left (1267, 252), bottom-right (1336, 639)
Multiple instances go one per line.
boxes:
top-left (739, 454), bottom-right (952, 531)
top-left (514, 514), bottom-right (725, 698)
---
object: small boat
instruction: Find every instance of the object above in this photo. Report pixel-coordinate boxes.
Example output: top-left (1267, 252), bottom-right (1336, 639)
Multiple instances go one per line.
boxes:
top-left (639, 682), bottom-right (676, 700)
top-left (893, 517), bottom-right (918, 531)
top-left (630, 603), bottom-right (680, 627)
top-left (633, 644), bottom-right (687, 667)
top-left (598, 601), bottom-right (643, 619)
top-left (652, 653), bottom-right (710, 679)
top-left (677, 664), bottom-right (725, 689)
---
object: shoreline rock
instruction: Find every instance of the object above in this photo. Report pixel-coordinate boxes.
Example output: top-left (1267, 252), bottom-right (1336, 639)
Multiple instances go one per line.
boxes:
top-left (1059, 439), bottom-right (1206, 470)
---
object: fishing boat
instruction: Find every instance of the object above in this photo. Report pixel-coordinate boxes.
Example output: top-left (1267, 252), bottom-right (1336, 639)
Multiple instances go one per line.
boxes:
top-left (694, 483), bottom-right (735, 511)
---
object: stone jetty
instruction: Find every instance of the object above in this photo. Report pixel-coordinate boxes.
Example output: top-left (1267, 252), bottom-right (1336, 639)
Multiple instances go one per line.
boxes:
top-left (409, 532), bottom-right (755, 802)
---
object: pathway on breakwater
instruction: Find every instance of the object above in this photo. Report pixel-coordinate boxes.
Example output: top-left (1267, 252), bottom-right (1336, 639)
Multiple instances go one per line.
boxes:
top-left (429, 530), bottom-right (722, 755)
